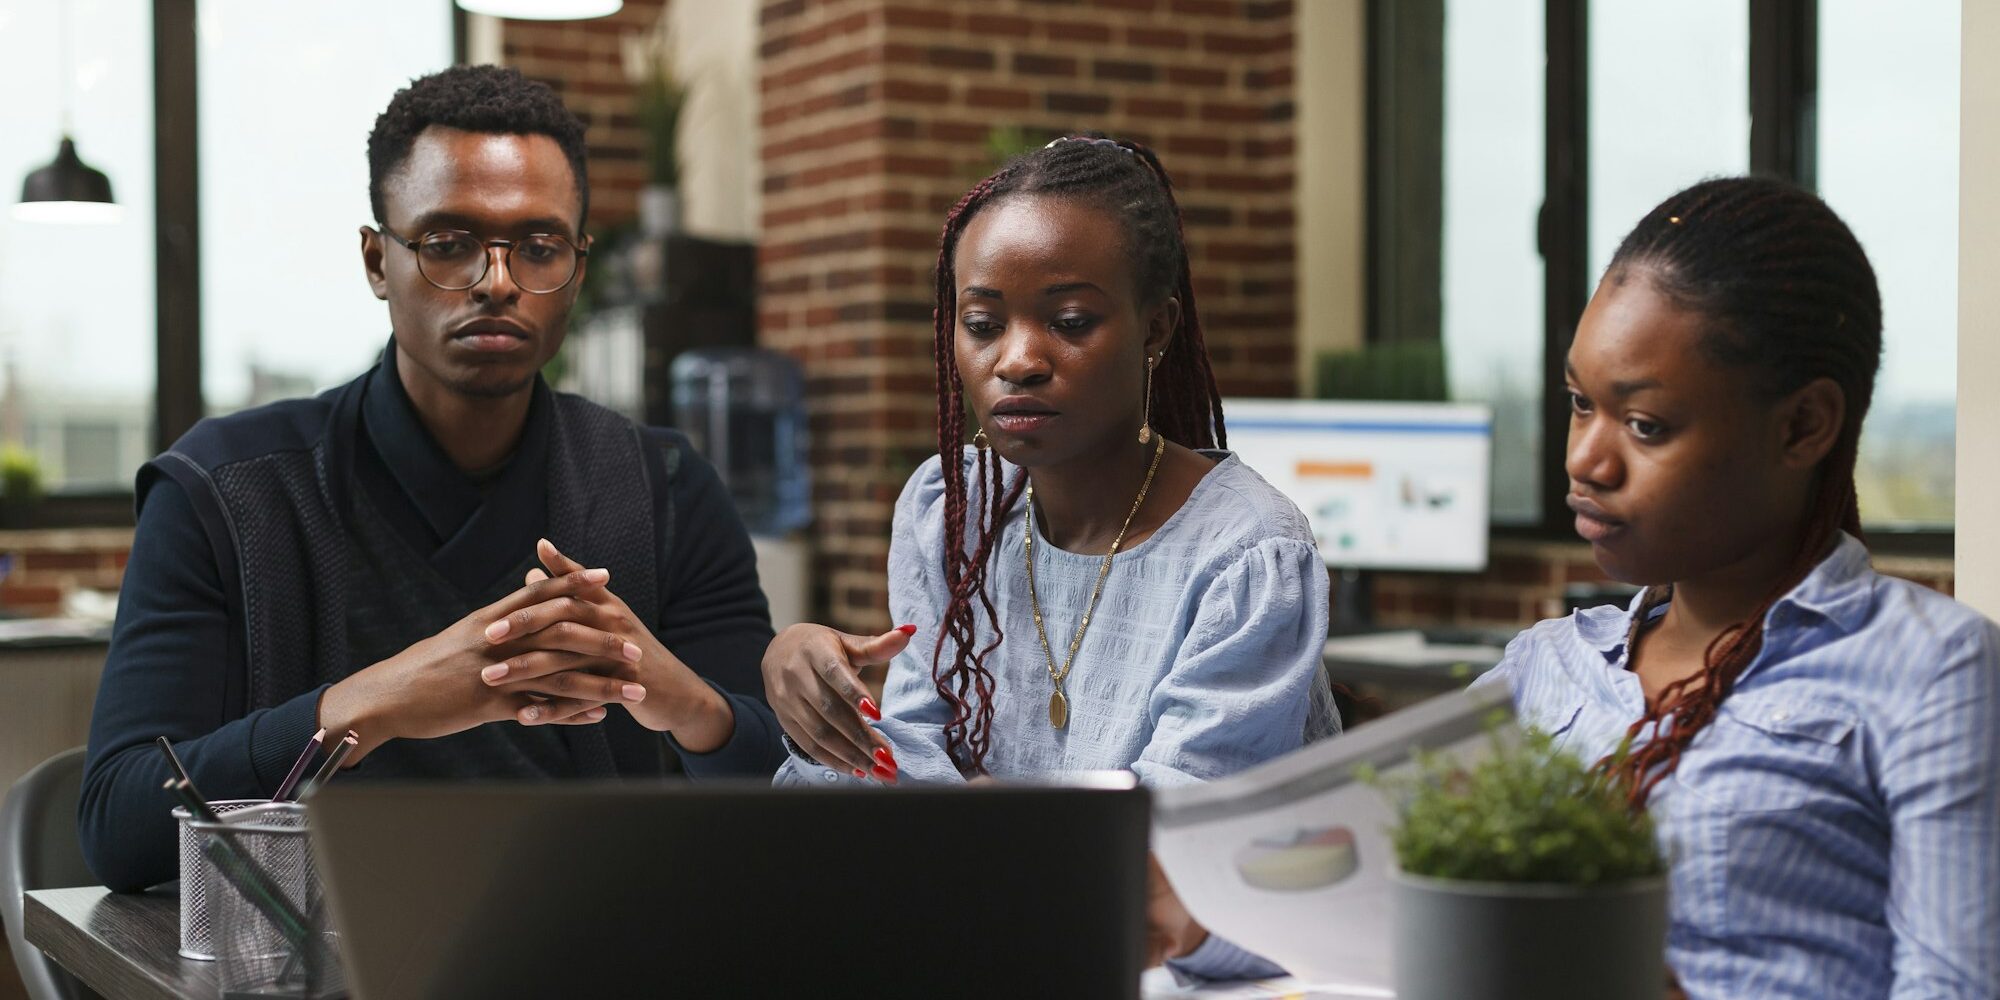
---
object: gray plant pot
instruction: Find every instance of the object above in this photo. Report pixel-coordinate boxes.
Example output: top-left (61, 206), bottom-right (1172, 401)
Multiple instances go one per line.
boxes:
top-left (1393, 870), bottom-right (1667, 1000)
top-left (640, 185), bottom-right (680, 240)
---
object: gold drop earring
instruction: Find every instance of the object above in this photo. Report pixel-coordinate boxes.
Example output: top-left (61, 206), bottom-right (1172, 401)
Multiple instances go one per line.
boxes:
top-left (1138, 354), bottom-right (1157, 445)
top-left (973, 427), bottom-right (989, 450)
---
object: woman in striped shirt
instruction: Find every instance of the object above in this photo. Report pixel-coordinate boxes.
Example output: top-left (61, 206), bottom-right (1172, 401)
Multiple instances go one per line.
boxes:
top-left (1475, 176), bottom-right (1998, 998)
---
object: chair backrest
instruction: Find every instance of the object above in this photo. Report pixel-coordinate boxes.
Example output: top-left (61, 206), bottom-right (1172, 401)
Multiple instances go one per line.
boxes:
top-left (1, 747), bottom-right (95, 1000)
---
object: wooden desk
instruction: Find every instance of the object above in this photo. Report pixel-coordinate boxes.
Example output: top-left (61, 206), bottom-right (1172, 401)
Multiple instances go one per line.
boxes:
top-left (24, 886), bottom-right (1358, 999)
top-left (24, 887), bottom-right (211, 1000)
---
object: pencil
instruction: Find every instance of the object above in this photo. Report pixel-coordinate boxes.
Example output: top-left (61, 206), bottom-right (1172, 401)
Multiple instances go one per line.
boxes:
top-left (270, 727), bottom-right (326, 802)
top-left (296, 732), bottom-right (358, 800)
top-left (153, 736), bottom-right (199, 798)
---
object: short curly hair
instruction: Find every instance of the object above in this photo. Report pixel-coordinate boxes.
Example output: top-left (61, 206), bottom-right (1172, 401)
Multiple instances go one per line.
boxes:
top-left (367, 65), bottom-right (590, 228)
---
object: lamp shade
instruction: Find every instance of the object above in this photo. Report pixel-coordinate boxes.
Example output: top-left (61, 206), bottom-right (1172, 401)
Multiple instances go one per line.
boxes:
top-left (20, 137), bottom-right (114, 204)
top-left (454, 0), bottom-right (622, 19)
top-left (14, 137), bottom-right (122, 224)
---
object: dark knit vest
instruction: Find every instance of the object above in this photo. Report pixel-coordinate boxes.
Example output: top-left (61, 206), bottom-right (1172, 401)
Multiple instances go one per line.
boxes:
top-left (147, 373), bottom-right (678, 779)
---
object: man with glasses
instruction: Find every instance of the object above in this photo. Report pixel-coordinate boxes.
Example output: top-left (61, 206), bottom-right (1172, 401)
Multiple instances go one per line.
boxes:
top-left (79, 66), bottom-right (786, 892)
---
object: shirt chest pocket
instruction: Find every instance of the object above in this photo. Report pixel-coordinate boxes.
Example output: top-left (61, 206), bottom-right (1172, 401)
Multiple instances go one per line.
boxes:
top-left (1675, 703), bottom-right (1857, 815)
top-left (1666, 702), bottom-right (1863, 952)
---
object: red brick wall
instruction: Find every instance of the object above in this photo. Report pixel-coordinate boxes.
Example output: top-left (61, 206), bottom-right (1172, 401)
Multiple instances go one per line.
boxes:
top-left (499, 0), bottom-right (671, 230)
top-left (759, 0), bottom-right (1299, 632)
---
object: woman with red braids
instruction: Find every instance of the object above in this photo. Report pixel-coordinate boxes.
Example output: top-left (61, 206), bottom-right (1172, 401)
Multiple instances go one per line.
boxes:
top-left (1474, 176), bottom-right (1998, 999)
top-left (764, 136), bottom-right (1338, 980)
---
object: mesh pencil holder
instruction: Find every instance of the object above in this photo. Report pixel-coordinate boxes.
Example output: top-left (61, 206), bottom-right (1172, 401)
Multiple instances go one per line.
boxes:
top-left (174, 798), bottom-right (269, 960)
top-left (187, 803), bottom-right (345, 999)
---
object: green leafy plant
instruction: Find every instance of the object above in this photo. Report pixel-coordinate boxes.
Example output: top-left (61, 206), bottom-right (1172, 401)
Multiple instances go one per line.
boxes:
top-left (1315, 340), bottom-right (1448, 402)
top-left (983, 124), bottom-right (1041, 169)
top-left (1369, 728), bottom-right (1663, 885)
top-left (635, 69), bottom-right (685, 188)
top-left (620, 10), bottom-right (687, 190)
top-left (0, 445), bottom-right (42, 505)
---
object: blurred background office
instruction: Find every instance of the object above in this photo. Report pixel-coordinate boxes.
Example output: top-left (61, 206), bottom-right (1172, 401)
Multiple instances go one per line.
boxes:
top-left (4, 0), bottom-right (1999, 990)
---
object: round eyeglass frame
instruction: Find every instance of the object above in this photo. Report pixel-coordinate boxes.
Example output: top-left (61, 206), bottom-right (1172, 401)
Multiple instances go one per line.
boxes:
top-left (375, 224), bottom-right (590, 294)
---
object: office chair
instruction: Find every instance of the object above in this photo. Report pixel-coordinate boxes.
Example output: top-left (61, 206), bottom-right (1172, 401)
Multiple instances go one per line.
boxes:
top-left (1, 747), bottom-right (96, 1000)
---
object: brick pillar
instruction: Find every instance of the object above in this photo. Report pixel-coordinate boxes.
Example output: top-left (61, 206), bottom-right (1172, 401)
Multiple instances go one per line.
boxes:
top-left (760, 0), bottom-right (1297, 632)
top-left (500, 0), bottom-right (671, 229)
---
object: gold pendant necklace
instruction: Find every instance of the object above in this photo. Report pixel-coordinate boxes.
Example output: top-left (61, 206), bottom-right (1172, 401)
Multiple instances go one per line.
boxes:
top-left (1025, 434), bottom-right (1167, 730)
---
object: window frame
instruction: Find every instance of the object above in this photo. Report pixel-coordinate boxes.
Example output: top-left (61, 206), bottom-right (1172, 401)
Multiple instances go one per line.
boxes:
top-left (1368, 0), bottom-right (1951, 558)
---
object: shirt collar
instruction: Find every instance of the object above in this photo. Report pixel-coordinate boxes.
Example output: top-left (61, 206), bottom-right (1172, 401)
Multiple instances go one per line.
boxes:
top-left (1769, 531), bottom-right (1876, 633)
top-left (1568, 531), bottom-right (1876, 657)
top-left (1572, 589), bottom-right (1660, 662)
top-left (360, 339), bottom-right (551, 545)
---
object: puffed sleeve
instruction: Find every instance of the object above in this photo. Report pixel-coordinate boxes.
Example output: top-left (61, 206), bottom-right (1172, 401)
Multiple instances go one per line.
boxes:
top-left (1129, 536), bottom-right (1331, 787)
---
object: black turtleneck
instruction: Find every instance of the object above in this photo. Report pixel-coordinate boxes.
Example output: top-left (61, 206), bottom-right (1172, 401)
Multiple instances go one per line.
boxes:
top-left (79, 345), bottom-right (785, 892)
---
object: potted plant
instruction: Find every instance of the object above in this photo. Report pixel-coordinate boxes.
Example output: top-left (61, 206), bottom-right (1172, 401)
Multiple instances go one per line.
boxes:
top-left (1381, 729), bottom-right (1668, 1000)
top-left (633, 67), bottom-right (684, 237)
top-left (622, 17), bottom-right (685, 239)
top-left (0, 444), bottom-right (43, 525)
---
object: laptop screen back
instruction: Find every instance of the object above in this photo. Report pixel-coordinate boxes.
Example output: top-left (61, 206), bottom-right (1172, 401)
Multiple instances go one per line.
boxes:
top-left (310, 781), bottom-right (1151, 998)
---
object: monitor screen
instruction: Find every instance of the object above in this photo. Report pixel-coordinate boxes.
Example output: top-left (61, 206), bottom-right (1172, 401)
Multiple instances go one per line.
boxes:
top-left (1222, 399), bottom-right (1493, 572)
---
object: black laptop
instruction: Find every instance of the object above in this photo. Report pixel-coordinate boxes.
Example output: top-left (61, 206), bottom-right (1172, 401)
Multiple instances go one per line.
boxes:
top-left (309, 778), bottom-right (1152, 998)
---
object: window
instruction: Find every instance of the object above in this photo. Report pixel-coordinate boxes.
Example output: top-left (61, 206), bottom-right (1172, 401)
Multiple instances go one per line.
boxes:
top-left (1440, 0), bottom-right (1543, 523)
top-left (1819, 0), bottom-right (1958, 529)
top-left (0, 3), bottom-right (459, 524)
top-left (198, 1), bottom-right (454, 415)
top-left (1587, 0), bottom-right (1750, 278)
top-left (0, 0), bottom-right (154, 494)
top-left (1373, 0), bottom-right (1956, 540)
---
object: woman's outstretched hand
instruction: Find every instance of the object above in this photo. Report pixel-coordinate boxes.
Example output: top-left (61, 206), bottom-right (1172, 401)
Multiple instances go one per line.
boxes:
top-left (762, 622), bottom-right (914, 780)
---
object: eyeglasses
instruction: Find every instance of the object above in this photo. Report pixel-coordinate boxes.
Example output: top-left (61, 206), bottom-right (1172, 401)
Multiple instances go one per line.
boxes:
top-left (375, 225), bottom-right (589, 294)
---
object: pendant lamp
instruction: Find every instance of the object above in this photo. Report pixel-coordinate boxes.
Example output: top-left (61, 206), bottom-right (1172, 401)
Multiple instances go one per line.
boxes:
top-left (13, 1), bottom-right (121, 225)
top-left (15, 138), bottom-right (120, 225)
top-left (454, 0), bottom-right (623, 19)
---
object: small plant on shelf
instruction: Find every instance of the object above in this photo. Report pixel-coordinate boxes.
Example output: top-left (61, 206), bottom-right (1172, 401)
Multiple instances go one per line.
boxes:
top-left (0, 444), bottom-right (43, 506)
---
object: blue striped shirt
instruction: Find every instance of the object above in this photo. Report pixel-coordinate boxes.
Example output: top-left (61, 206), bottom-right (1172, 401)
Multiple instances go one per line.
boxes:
top-left (1473, 533), bottom-right (2000, 999)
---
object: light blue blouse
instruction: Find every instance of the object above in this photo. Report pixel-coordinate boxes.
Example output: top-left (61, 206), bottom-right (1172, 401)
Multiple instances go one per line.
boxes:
top-left (778, 447), bottom-right (1338, 979)
top-left (1474, 533), bottom-right (2000, 999)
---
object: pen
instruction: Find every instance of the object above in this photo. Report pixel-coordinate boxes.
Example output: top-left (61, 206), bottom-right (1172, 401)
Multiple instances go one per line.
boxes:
top-left (271, 727), bottom-right (327, 802)
top-left (153, 736), bottom-right (200, 799)
top-left (295, 732), bottom-right (358, 800)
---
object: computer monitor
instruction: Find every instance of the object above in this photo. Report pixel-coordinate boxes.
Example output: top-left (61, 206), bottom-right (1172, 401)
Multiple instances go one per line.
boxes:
top-left (1222, 398), bottom-right (1493, 573)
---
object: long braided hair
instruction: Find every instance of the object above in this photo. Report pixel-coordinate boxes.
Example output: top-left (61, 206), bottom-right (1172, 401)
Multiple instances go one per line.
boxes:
top-left (928, 136), bottom-right (1226, 773)
top-left (1598, 176), bottom-right (1882, 807)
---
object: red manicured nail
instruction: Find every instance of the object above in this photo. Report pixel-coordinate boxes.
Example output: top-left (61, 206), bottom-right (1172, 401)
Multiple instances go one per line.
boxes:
top-left (897, 624), bottom-right (918, 636)
top-left (871, 765), bottom-right (897, 783)
top-left (873, 747), bottom-right (896, 768)
top-left (859, 697), bottom-right (881, 721)
top-left (852, 769), bottom-right (867, 779)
